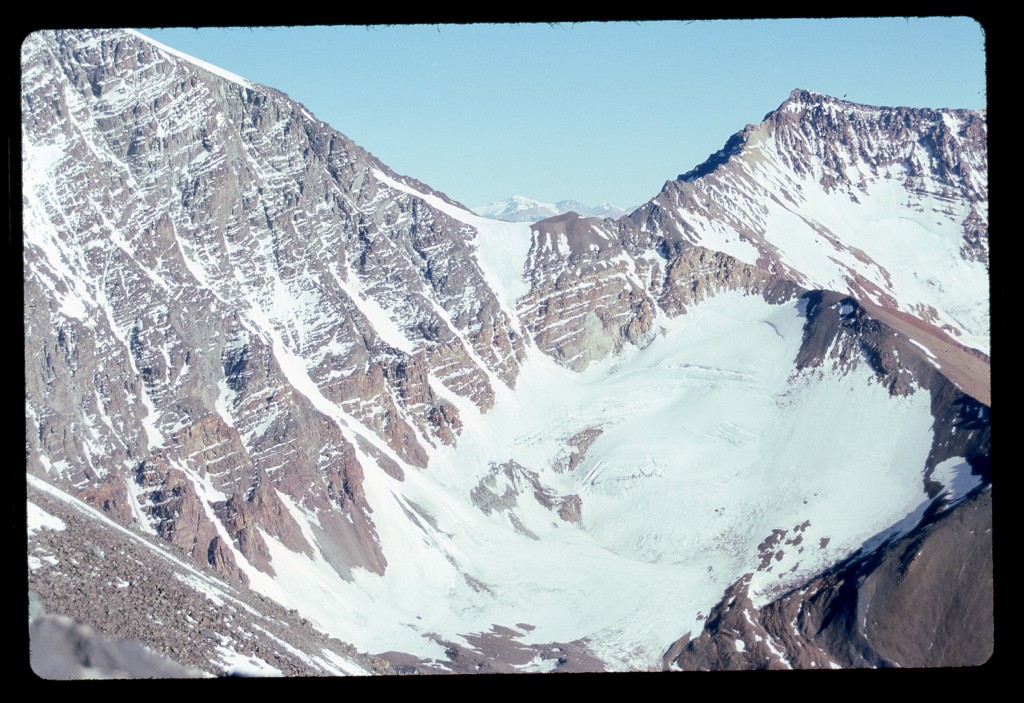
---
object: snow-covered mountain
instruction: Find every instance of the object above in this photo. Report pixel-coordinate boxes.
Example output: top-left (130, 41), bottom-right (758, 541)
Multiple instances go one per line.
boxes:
top-left (24, 29), bottom-right (990, 675)
top-left (474, 195), bottom-right (628, 222)
top-left (631, 88), bottom-right (989, 357)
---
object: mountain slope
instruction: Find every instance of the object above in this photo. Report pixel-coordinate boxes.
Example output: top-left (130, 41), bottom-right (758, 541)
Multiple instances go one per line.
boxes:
top-left (28, 475), bottom-right (393, 676)
top-left (629, 88), bottom-right (989, 356)
top-left (23, 29), bottom-right (990, 674)
top-left (665, 484), bottom-right (992, 670)
top-left (24, 27), bottom-right (528, 587)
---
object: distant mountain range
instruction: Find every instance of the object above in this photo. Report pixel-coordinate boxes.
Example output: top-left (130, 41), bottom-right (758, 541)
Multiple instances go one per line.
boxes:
top-left (474, 195), bottom-right (630, 222)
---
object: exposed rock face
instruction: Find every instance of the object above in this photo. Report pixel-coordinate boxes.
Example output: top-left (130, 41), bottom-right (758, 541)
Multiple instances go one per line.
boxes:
top-left (664, 574), bottom-right (832, 671)
top-left (666, 486), bottom-right (992, 670)
top-left (656, 245), bottom-right (801, 315)
top-left (516, 213), bottom-right (655, 371)
top-left (471, 460), bottom-right (583, 535)
top-left (24, 28), bottom-right (527, 583)
top-left (555, 427), bottom-right (604, 473)
top-left (405, 625), bottom-right (607, 674)
top-left (516, 211), bottom-right (801, 371)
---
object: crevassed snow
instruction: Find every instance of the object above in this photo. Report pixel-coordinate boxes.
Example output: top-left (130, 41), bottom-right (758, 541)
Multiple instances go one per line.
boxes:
top-left (246, 290), bottom-right (937, 670)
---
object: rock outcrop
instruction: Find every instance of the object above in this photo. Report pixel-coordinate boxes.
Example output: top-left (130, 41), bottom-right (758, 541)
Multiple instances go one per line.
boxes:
top-left (23, 28), bottom-right (528, 583)
top-left (666, 486), bottom-right (992, 670)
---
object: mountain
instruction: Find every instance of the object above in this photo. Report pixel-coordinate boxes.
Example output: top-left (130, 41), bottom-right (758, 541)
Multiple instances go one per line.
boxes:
top-left (633, 89), bottom-right (989, 358)
top-left (474, 195), bottom-right (629, 222)
top-left (23, 29), bottom-right (990, 675)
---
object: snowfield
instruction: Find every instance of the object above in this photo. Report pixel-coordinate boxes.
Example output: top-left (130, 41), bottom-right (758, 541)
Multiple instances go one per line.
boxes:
top-left (244, 290), bottom-right (938, 669)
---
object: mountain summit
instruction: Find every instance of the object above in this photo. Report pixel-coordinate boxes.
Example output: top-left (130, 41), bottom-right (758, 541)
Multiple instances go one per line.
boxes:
top-left (24, 29), bottom-right (990, 675)
top-left (644, 87), bottom-right (988, 356)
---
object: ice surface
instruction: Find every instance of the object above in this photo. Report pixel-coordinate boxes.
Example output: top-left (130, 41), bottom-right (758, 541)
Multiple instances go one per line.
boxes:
top-left (242, 291), bottom-right (937, 670)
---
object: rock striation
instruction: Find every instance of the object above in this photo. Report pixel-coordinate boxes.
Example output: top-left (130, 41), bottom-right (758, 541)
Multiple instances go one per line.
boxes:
top-left (24, 28), bottom-right (527, 585)
top-left (630, 88), bottom-right (989, 355)
top-left (24, 29), bottom-right (990, 674)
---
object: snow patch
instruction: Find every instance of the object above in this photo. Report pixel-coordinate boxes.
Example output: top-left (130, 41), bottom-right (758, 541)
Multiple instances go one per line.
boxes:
top-left (930, 458), bottom-right (982, 503)
top-left (213, 645), bottom-right (283, 677)
top-left (27, 501), bottom-right (66, 534)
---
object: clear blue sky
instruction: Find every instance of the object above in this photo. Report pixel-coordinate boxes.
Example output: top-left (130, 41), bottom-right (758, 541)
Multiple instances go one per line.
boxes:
top-left (136, 19), bottom-right (986, 210)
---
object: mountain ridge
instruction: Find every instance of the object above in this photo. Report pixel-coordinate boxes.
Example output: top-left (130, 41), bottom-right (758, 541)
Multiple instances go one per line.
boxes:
top-left (474, 195), bottom-right (630, 223)
top-left (631, 82), bottom-right (988, 357)
top-left (24, 28), bottom-right (990, 675)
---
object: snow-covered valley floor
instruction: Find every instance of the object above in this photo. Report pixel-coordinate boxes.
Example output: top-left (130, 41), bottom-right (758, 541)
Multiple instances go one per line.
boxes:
top-left (241, 290), bottom-right (938, 670)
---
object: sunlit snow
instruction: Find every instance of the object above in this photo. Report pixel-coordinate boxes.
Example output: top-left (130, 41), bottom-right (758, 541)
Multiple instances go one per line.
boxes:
top-left (246, 291), bottom-right (937, 670)
top-left (27, 501), bottom-right (66, 535)
top-left (931, 458), bottom-right (983, 503)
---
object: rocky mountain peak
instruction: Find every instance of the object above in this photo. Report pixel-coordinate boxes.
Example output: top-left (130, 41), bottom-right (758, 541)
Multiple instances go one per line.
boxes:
top-left (778, 87), bottom-right (849, 110)
top-left (638, 85), bottom-right (989, 357)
